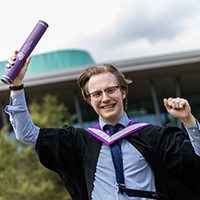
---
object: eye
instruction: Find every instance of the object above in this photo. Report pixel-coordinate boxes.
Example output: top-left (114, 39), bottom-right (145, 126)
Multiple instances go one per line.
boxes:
top-left (92, 91), bottom-right (101, 98)
top-left (107, 87), bottom-right (116, 94)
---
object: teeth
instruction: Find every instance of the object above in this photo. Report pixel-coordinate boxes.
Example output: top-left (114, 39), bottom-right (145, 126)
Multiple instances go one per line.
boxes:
top-left (104, 105), bottom-right (113, 109)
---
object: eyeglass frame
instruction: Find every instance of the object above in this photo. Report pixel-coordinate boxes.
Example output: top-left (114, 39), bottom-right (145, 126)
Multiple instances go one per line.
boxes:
top-left (87, 85), bottom-right (120, 100)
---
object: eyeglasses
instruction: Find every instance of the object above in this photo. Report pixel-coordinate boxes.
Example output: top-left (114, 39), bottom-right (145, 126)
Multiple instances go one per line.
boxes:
top-left (87, 86), bottom-right (119, 100)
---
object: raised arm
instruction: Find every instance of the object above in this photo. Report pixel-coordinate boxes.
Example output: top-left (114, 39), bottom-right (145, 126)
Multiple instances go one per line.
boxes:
top-left (5, 51), bottom-right (39, 147)
top-left (6, 50), bottom-right (31, 94)
top-left (164, 97), bottom-right (200, 156)
top-left (163, 97), bottom-right (196, 127)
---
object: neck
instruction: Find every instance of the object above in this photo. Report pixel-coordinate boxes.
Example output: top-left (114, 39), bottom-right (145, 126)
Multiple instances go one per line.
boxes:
top-left (99, 112), bottom-right (131, 129)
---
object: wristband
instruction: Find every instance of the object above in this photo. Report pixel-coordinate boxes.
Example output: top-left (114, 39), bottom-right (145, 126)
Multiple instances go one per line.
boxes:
top-left (9, 84), bottom-right (24, 90)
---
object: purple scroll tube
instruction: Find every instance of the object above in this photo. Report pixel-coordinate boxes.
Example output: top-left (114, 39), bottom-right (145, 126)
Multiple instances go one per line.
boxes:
top-left (1, 20), bottom-right (49, 85)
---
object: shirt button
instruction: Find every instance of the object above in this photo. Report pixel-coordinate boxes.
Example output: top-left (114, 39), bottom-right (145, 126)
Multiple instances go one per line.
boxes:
top-left (14, 99), bottom-right (17, 102)
top-left (193, 129), bottom-right (196, 132)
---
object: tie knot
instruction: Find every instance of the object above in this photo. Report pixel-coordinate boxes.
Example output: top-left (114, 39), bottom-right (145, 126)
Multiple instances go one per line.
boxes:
top-left (105, 123), bottom-right (121, 135)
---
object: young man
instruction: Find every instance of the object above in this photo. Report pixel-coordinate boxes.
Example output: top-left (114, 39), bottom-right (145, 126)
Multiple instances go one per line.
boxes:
top-left (5, 52), bottom-right (200, 200)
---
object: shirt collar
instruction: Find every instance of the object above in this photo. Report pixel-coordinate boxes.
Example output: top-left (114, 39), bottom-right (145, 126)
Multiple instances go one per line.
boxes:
top-left (99, 112), bottom-right (131, 130)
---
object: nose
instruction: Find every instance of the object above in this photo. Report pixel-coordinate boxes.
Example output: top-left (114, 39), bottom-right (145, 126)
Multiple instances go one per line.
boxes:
top-left (101, 91), bottom-right (110, 102)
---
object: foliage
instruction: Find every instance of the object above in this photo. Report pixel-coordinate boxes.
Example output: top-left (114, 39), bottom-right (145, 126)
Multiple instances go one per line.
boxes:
top-left (0, 95), bottom-right (76, 200)
top-left (0, 128), bottom-right (71, 200)
top-left (28, 94), bottom-right (76, 128)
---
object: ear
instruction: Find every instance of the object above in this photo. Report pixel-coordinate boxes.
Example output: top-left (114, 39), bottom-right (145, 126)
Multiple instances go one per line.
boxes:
top-left (122, 89), bottom-right (126, 99)
top-left (87, 98), bottom-right (93, 107)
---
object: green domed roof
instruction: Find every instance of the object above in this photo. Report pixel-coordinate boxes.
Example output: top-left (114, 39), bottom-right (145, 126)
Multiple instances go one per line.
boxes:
top-left (0, 49), bottom-right (95, 76)
top-left (27, 49), bottom-right (94, 74)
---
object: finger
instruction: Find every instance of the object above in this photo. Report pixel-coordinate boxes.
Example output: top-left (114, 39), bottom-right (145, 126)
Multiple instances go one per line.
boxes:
top-left (10, 51), bottom-right (18, 61)
top-left (23, 56), bottom-right (31, 72)
top-left (8, 58), bottom-right (14, 65)
top-left (173, 98), bottom-right (188, 109)
top-left (11, 55), bottom-right (16, 61)
top-left (166, 97), bottom-right (180, 109)
top-left (163, 98), bottom-right (169, 108)
top-left (169, 98), bottom-right (187, 109)
top-left (5, 63), bottom-right (11, 69)
top-left (26, 56), bottom-right (31, 64)
top-left (179, 99), bottom-right (188, 108)
top-left (7, 53), bottom-right (17, 65)
top-left (166, 97), bottom-right (174, 107)
top-left (172, 98), bottom-right (182, 109)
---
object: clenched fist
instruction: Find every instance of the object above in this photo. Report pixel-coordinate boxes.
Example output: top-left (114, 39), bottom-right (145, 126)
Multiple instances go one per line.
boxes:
top-left (163, 97), bottom-right (196, 127)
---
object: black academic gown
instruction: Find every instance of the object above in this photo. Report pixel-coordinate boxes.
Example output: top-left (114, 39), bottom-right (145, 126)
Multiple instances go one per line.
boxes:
top-left (35, 123), bottom-right (200, 200)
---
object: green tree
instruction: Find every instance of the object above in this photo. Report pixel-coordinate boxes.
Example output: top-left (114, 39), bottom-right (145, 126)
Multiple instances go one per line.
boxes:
top-left (0, 95), bottom-right (76, 200)
top-left (29, 94), bottom-right (76, 128)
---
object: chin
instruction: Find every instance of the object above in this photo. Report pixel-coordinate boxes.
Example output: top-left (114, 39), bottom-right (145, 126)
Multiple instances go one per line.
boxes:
top-left (102, 114), bottom-right (119, 124)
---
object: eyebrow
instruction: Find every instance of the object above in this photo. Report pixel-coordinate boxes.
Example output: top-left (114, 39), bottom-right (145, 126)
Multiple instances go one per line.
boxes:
top-left (89, 86), bottom-right (117, 94)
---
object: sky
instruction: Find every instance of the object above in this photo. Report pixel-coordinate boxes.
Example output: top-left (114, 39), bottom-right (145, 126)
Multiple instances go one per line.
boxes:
top-left (1, 0), bottom-right (200, 64)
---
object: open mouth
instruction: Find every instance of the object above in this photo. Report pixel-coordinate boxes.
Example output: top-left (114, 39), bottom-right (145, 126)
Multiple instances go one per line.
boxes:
top-left (102, 104), bottom-right (115, 109)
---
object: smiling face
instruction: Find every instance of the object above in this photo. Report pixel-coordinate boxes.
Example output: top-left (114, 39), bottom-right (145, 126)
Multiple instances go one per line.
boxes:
top-left (87, 72), bottom-right (126, 125)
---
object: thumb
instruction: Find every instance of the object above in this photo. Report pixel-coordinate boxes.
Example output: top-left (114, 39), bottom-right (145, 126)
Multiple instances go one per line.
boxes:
top-left (23, 56), bottom-right (31, 72)
top-left (163, 98), bottom-right (169, 109)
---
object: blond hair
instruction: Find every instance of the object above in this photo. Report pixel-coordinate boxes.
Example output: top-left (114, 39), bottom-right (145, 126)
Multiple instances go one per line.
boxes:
top-left (77, 64), bottom-right (132, 111)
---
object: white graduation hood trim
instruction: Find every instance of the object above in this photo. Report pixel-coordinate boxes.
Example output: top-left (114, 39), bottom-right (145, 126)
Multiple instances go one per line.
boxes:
top-left (88, 123), bottom-right (148, 144)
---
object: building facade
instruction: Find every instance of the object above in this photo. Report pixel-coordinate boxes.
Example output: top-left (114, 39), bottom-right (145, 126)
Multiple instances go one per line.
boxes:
top-left (1, 49), bottom-right (200, 130)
